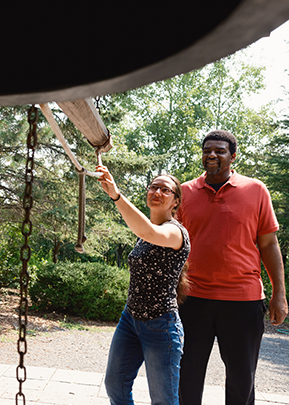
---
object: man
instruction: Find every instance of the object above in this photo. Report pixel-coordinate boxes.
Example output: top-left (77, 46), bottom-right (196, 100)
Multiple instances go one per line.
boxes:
top-left (177, 130), bottom-right (288, 405)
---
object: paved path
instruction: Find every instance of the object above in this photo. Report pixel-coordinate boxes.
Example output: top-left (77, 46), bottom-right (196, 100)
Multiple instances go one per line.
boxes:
top-left (1, 363), bottom-right (289, 405)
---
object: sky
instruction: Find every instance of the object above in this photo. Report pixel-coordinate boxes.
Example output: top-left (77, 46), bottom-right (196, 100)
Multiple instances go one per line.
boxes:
top-left (241, 19), bottom-right (289, 113)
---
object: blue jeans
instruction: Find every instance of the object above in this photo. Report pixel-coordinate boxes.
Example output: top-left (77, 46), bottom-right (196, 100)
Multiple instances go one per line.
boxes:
top-left (105, 306), bottom-right (184, 405)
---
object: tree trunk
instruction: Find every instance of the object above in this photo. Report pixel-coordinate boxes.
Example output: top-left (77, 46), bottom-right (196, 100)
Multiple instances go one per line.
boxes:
top-left (116, 244), bottom-right (126, 268)
top-left (53, 240), bottom-right (61, 264)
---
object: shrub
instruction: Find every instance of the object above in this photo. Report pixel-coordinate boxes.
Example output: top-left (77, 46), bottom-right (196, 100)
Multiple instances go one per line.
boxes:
top-left (29, 261), bottom-right (130, 322)
top-left (0, 262), bottom-right (19, 288)
top-left (0, 224), bottom-right (22, 288)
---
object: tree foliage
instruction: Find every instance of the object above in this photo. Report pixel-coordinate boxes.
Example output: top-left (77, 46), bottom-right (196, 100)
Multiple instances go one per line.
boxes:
top-left (0, 50), bottom-right (288, 303)
top-left (112, 53), bottom-right (272, 184)
top-left (261, 127), bottom-right (289, 267)
top-left (0, 101), bottom-right (153, 269)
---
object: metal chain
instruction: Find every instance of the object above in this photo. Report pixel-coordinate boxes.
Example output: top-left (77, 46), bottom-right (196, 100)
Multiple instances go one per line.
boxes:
top-left (95, 96), bottom-right (101, 114)
top-left (16, 105), bottom-right (38, 405)
top-left (94, 96), bottom-right (103, 165)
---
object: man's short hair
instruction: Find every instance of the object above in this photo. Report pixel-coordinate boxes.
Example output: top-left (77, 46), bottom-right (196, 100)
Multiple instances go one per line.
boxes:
top-left (202, 130), bottom-right (237, 155)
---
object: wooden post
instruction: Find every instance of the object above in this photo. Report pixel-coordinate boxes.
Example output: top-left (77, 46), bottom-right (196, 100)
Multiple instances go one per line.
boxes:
top-left (57, 98), bottom-right (112, 152)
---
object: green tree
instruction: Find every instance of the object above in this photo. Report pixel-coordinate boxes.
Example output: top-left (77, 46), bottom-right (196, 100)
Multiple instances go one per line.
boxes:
top-left (114, 52), bottom-right (273, 184)
top-left (0, 106), bottom-right (32, 222)
top-left (0, 223), bottom-right (23, 287)
top-left (0, 53), bottom-right (283, 280)
top-left (115, 72), bottom-right (208, 181)
top-left (200, 56), bottom-right (265, 130)
top-left (187, 55), bottom-right (277, 179)
top-left (261, 128), bottom-right (289, 268)
top-left (0, 101), bottom-right (157, 272)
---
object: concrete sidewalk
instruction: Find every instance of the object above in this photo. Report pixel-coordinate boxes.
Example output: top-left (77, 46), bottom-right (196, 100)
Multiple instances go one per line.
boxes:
top-left (1, 364), bottom-right (289, 405)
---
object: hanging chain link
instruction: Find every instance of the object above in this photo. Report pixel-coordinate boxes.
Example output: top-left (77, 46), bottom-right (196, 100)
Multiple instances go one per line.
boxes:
top-left (94, 96), bottom-right (103, 165)
top-left (95, 96), bottom-right (101, 114)
top-left (16, 105), bottom-right (38, 405)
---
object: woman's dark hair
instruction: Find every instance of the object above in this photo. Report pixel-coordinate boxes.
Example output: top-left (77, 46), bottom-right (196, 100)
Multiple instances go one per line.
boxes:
top-left (177, 261), bottom-right (191, 305)
top-left (149, 174), bottom-right (182, 217)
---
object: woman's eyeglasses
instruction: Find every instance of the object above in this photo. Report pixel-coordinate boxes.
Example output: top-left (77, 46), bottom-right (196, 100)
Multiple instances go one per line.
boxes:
top-left (147, 185), bottom-right (176, 196)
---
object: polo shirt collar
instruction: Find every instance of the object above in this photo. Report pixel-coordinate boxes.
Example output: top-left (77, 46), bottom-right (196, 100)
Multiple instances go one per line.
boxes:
top-left (196, 170), bottom-right (238, 189)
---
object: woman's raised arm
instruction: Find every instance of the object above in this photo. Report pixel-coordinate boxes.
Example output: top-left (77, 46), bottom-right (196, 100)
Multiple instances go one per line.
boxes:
top-left (96, 165), bottom-right (183, 250)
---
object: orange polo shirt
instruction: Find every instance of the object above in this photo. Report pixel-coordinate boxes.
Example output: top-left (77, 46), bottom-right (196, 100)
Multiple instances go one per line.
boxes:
top-left (177, 171), bottom-right (279, 301)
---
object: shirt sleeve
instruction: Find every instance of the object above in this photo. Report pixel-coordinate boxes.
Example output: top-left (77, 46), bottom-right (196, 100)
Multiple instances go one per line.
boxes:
top-left (257, 183), bottom-right (279, 236)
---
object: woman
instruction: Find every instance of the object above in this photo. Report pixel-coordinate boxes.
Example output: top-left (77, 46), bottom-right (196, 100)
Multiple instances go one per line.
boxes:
top-left (96, 165), bottom-right (190, 405)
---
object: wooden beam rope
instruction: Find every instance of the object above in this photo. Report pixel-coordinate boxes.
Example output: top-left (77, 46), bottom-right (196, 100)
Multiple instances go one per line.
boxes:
top-left (40, 103), bottom-right (83, 172)
top-left (40, 100), bottom-right (111, 253)
top-left (75, 168), bottom-right (87, 254)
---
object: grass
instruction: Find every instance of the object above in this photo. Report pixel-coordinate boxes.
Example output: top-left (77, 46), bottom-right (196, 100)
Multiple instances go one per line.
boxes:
top-left (59, 315), bottom-right (116, 333)
top-left (89, 326), bottom-right (116, 333)
top-left (0, 335), bottom-right (16, 343)
top-left (59, 322), bottom-right (116, 333)
top-left (59, 321), bottom-right (88, 331)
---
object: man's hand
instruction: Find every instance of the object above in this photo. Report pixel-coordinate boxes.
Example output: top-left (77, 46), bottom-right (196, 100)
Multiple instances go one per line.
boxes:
top-left (269, 293), bottom-right (288, 326)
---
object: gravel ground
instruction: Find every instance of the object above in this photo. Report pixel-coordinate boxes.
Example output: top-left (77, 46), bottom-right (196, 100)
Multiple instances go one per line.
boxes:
top-left (1, 323), bottom-right (288, 395)
top-left (1, 289), bottom-right (289, 395)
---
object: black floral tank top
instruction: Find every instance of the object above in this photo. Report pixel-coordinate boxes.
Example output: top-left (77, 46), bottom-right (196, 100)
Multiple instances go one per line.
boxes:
top-left (126, 219), bottom-right (190, 321)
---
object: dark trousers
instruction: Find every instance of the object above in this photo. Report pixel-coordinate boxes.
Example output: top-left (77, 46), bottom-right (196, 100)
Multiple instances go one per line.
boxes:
top-left (179, 297), bottom-right (266, 405)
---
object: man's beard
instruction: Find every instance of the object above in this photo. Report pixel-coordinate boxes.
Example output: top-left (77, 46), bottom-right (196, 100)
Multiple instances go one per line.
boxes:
top-left (205, 162), bottom-right (220, 175)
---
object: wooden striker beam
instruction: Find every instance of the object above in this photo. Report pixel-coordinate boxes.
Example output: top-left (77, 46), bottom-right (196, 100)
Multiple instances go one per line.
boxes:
top-left (57, 97), bottom-right (112, 153)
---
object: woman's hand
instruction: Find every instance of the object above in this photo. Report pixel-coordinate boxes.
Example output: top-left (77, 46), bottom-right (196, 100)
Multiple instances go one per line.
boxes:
top-left (96, 165), bottom-right (120, 200)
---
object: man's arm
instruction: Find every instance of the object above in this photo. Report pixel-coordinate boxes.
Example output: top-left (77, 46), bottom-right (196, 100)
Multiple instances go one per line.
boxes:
top-left (257, 232), bottom-right (288, 325)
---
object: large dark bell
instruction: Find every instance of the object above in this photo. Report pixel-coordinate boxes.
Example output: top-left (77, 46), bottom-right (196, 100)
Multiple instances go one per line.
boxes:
top-left (1, 0), bottom-right (289, 105)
